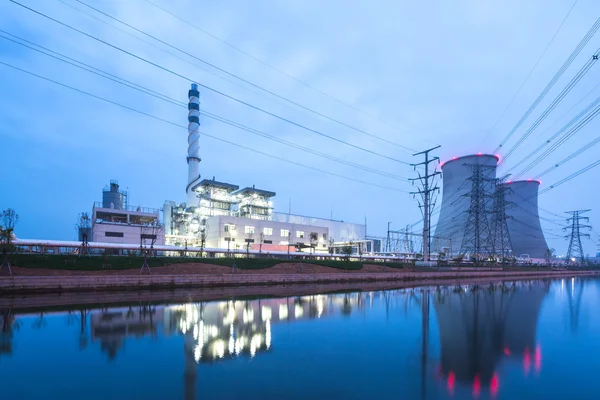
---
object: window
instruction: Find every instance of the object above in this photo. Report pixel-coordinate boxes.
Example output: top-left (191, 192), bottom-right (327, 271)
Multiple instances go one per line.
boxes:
top-left (264, 240), bottom-right (273, 244)
top-left (245, 226), bottom-right (255, 234)
top-left (322, 233), bottom-right (327, 240)
top-left (263, 227), bottom-right (273, 236)
top-left (296, 231), bottom-right (304, 239)
top-left (244, 238), bottom-right (255, 243)
top-left (281, 229), bottom-right (290, 237)
top-left (224, 224), bottom-right (236, 232)
top-left (140, 234), bottom-right (157, 240)
top-left (105, 231), bottom-right (123, 238)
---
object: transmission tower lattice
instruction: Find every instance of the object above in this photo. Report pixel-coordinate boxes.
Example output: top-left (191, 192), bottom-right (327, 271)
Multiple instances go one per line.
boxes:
top-left (490, 178), bottom-right (513, 262)
top-left (563, 209), bottom-right (591, 264)
top-left (460, 164), bottom-right (495, 261)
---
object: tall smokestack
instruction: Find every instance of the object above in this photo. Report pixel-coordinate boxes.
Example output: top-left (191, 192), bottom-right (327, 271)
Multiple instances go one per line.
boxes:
top-left (186, 83), bottom-right (201, 205)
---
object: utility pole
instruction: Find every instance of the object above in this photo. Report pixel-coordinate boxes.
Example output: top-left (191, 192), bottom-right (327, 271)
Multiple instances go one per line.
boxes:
top-left (564, 209), bottom-right (591, 265)
top-left (386, 221), bottom-right (391, 253)
top-left (410, 146), bottom-right (441, 262)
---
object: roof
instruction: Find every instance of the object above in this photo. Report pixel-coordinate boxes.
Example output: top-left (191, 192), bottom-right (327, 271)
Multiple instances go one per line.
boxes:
top-left (192, 179), bottom-right (239, 192)
top-left (441, 153), bottom-right (499, 169)
top-left (232, 186), bottom-right (276, 198)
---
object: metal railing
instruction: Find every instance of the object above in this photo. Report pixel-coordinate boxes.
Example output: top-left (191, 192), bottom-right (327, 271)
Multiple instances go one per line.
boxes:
top-left (93, 202), bottom-right (159, 214)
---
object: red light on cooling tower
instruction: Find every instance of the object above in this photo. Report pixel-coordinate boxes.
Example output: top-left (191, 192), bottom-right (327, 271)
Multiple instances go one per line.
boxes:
top-left (473, 375), bottom-right (481, 398)
top-left (535, 345), bottom-right (542, 373)
top-left (524, 347), bottom-right (531, 375)
top-left (477, 153), bottom-right (483, 156)
top-left (447, 371), bottom-right (456, 395)
top-left (490, 373), bottom-right (500, 398)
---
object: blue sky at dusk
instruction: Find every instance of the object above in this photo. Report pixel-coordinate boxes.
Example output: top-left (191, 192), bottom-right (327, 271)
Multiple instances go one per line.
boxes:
top-left (1, 0), bottom-right (600, 255)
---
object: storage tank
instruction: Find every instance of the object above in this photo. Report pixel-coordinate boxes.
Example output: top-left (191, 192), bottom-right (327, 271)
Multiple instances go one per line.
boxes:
top-left (433, 154), bottom-right (498, 256)
top-left (163, 201), bottom-right (175, 236)
top-left (102, 180), bottom-right (126, 210)
top-left (502, 180), bottom-right (548, 259)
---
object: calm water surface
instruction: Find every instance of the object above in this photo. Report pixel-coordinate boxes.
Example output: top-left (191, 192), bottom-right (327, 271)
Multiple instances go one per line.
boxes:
top-left (1, 278), bottom-right (599, 399)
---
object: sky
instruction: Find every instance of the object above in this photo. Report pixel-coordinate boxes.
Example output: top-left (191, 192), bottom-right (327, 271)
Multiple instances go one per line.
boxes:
top-left (1, 0), bottom-right (600, 255)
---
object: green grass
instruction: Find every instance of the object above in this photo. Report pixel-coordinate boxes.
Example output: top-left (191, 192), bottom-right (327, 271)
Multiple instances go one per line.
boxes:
top-left (10, 254), bottom-right (407, 271)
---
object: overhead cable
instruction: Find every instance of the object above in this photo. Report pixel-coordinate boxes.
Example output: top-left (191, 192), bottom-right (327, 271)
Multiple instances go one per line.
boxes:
top-left (10, 0), bottom-right (410, 164)
top-left (0, 60), bottom-right (408, 193)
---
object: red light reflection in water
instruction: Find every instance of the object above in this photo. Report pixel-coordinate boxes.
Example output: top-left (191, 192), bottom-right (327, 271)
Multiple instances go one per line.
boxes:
top-left (490, 373), bottom-right (500, 398)
top-left (472, 375), bottom-right (481, 398)
top-left (503, 347), bottom-right (511, 356)
top-left (447, 371), bottom-right (456, 396)
top-left (524, 347), bottom-right (531, 376)
top-left (535, 345), bottom-right (542, 373)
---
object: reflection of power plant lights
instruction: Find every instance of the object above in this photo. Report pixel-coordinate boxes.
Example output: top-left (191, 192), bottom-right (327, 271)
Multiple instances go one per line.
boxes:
top-left (317, 296), bottom-right (324, 318)
top-left (261, 306), bottom-right (272, 321)
top-left (266, 320), bottom-right (271, 350)
top-left (243, 308), bottom-right (254, 323)
top-left (279, 304), bottom-right (288, 320)
top-left (295, 304), bottom-right (304, 318)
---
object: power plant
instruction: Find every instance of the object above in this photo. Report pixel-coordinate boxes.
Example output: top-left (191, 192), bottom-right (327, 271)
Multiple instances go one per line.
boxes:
top-left (434, 154), bottom-right (549, 260)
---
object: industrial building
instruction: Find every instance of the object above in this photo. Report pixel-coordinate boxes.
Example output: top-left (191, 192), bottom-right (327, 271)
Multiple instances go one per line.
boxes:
top-left (161, 83), bottom-right (366, 254)
top-left (434, 154), bottom-right (549, 261)
top-left (91, 180), bottom-right (164, 247)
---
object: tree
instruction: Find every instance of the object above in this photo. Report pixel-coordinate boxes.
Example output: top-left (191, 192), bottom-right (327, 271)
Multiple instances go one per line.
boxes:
top-left (328, 237), bottom-right (335, 255)
top-left (258, 232), bottom-right (264, 255)
top-left (309, 232), bottom-right (318, 256)
top-left (199, 221), bottom-right (208, 258)
top-left (75, 212), bottom-right (91, 257)
top-left (544, 248), bottom-right (555, 265)
top-left (246, 230), bottom-right (254, 259)
top-left (140, 219), bottom-right (163, 274)
top-left (341, 242), bottom-right (353, 262)
top-left (287, 231), bottom-right (292, 259)
top-left (0, 208), bottom-right (19, 276)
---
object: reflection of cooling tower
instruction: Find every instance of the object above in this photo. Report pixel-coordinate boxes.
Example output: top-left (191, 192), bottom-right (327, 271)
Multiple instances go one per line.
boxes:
top-left (434, 283), bottom-right (548, 384)
top-left (434, 154), bottom-right (498, 255)
top-left (503, 180), bottom-right (548, 258)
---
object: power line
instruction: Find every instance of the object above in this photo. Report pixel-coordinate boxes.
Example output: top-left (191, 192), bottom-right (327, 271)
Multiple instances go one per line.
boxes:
top-left (493, 14), bottom-right (600, 153)
top-left (10, 0), bottom-right (410, 165)
top-left (539, 158), bottom-right (600, 196)
top-left (71, 0), bottom-right (417, 153)
top-left (0, 31), bottom-right (410, 182)
top-left (533, 133), bottom-right (600, 180)
top-left (141, 0), bottom-right (424, 141)
top-left (480, 0), bottom-right (579, 145)
top-left (500, 47), bottom-right (600, 164)
top-left (0, 60), bottom-right (408, 193)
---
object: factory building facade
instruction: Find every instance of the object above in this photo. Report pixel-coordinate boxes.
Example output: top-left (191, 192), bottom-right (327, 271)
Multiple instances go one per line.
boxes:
top-left (161, 83), bottom-right (367, 253)
top-left (91, 180), bottom-right (164, 247)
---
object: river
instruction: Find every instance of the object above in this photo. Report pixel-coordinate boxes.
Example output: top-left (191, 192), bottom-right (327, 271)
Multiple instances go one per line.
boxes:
top-left (0, 277), bottom-right (598, 399)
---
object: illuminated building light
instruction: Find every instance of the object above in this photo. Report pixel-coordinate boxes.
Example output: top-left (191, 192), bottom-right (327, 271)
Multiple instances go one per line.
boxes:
top-left (295, 304), bottom-right (304, 318)
top-left (261, 306), bottom-right (272, 321)
top-left (266, 320), bottom-right (271, 350)
top-left (472, 375), bottom-right (481, 398)
top-left (279, 304), bottom-right (288, 320)
top-left (447, 371), bottom-right (455, 395)
top-left (490, 373), bottom-right (499, 398)
top-left (535, 345), bottom-right (542, 373)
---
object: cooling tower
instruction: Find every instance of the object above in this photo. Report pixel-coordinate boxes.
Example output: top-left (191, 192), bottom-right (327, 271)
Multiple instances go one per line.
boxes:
top-left (502, 180), bottom-right (548, 258)
top-left (434, 154), bottom-right (498, 256)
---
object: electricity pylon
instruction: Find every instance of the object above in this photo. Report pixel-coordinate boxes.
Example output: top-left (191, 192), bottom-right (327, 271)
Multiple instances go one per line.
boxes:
top-left (563, 209), bottom-right (591, 264)
top-left (489, 178), bottom-right (513, 263)
top-left (460, 164), bottom-right (495, 262)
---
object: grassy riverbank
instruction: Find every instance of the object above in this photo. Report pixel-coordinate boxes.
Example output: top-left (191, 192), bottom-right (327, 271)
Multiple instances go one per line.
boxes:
top-left (10, 254), bottom-right (407, 272)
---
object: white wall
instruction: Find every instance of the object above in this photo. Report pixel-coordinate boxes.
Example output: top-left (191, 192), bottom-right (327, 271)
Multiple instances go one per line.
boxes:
top-left (92, 223), bottom-right (165, 246)
top-left (205, 215), bottom-right (329, 251)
